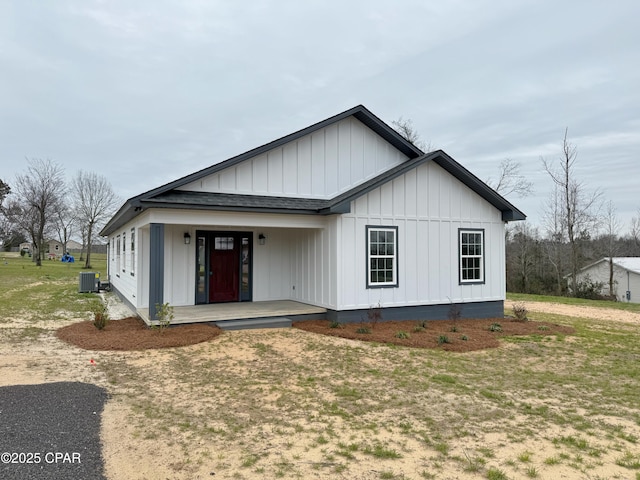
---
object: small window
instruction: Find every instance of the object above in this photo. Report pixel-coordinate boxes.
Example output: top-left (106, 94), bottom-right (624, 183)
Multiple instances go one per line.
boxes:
top-left (459, 229), bottom-right (484, 284)
top-left (130, 228), bottom-right (135, 276)
top-left (366, 226), bottom-right (398, 288)
top-left (116, 235), bottom-right (121, 275)
top-left (122, 232), bottom-right (126, 272)
top-left (215, 237), bottom-right (234, 250)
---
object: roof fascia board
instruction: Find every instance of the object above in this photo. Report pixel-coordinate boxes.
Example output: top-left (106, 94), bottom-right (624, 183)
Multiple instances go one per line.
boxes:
top-left (326, 150), bottom-right (526, 222)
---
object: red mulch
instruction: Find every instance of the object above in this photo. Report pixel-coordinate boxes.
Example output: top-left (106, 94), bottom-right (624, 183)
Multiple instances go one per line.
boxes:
top-left (293, 318), bottom-right (575, 352)
top-left (56, 316), bottom-right (222, 351)
top-left (56, 316), bottom-right (574, 353)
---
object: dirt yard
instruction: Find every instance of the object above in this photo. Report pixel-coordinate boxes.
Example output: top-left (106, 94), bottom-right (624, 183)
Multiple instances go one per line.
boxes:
top-left (1, 298), bottom-right (639, 480)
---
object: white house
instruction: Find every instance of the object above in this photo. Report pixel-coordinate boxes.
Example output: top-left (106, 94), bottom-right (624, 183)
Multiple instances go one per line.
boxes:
top-left (100, 105), bottom-right (525, 327)
top-left (574, 257), bottom-right (640, 303)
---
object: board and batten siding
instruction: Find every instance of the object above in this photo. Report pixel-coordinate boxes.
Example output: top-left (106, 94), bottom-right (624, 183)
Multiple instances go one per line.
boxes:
top-left (109, 209), bottom-right (338, 309)
top-left (176, 117), bottom-right (408, 199)
top-left (107, 224), bottom-right (142, 309)
top-left (288, 225), bottom-right (338, 309)
top-left (335, 161), bottom-right (506, 310)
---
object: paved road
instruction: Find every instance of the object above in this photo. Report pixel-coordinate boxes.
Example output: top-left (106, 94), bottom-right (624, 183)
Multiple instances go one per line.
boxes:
top-left (0, 382), bottom-right (108, 480)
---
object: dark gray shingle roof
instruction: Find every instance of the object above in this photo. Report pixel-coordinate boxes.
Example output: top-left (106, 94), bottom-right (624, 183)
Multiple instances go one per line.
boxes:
top-left (101, 106), bottom-right (525, 236)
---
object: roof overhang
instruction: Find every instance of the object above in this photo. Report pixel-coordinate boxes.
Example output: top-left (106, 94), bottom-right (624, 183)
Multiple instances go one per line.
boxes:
top-left (100, 149), bottom-right (526, 236)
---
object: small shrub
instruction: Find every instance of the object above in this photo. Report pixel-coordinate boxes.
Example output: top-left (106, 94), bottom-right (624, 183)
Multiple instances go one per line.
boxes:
top-left (448, 299), bottom-right (462, 335)
top-left (153, 302), bottom-right (174, 332)
top-left (448, 301), bottom-right (462, 321)
top-left (512, 302), bottom-right (529, 321)
top-left (91, 303), bottom-right (110, 330)
top-left (329, 320), bottom-right (343, 329)
top-left (460, 335), bottom-right (468, 341)
top-left (362, 301), bottom-right (383, 330)
top-left (356, 326), bottom-right (371, 334)
top-left (437, 335), bottom-right (450, 345)
top-left (574, 274), bottom-right (607, 300)
top-left (489, 323), bottom-right (502, 332)
top-left (395, 331), bottom-right (410, 339)
top-left (413, 324), bottom-right (426, 333)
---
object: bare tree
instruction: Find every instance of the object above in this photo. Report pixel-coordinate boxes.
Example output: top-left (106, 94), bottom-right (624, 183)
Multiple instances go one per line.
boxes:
top-left (52, 200), bottom-right (76, 256)
top-left (600, 201), bottom-right (621, 298)
top-left (486, 158), bottom-right (533, 198)
top-left (506, 222), bottom-right (540, 292)
top-left (542, 128), bottom-right (602, 295)
top-left (71, 170), bottom-right (119, 269)
top-left (0, 179), bottom-right (12, 248)
top-left (631, 207), bottom-right (640, 249)
top-left (392, 117), bottom-right (432, 153)
top-left (9, 159), bottom-right (66, 266)
top-left (0, 179), bottom-right (10, 206)
top-left (542, 185), bottom-right (567, 295)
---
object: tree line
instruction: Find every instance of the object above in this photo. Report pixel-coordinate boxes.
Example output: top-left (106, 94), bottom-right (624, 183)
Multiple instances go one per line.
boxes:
top-left (0, 158), bottom-right (120, 268)
top-left (393, 118), bottom-right (640, 299)
top-left (507, 129), bottom-right (640, 298)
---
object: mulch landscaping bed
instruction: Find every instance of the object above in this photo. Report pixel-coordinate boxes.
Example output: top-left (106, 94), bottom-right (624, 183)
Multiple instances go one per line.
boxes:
top-left (56, 316), bottom-right (574, 353)
top-left (293, 318), bottom-right (575, 352)
top-left (56, 316), bottom-right (222, 351)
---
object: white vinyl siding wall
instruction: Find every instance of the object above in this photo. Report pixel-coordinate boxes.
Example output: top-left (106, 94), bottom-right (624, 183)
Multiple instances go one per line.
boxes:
top-left (109, 160), bottom-right (507, 313)
top-left (109, 209), bottom-right (337, 310)
top-left (335, 161), bottom-right (506, 310)
top-left (108, 226), bottom-right (141, 308)
top-left (176, 117), bottom-right (408, 199)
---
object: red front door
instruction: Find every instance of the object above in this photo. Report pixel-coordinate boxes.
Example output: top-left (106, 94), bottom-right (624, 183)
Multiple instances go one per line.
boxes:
top-left (209, 236), bottom-right (240, 303)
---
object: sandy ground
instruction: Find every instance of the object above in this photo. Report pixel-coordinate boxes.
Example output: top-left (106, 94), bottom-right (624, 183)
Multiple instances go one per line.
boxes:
top-left (1, 297), bottom-right (639, 480)
top-left (505, 299), bottom-right (640, 324)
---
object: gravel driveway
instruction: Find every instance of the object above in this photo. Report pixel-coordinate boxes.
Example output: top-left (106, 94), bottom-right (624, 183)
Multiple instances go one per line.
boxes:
top-left (0, 382), bottom-right (107, 480)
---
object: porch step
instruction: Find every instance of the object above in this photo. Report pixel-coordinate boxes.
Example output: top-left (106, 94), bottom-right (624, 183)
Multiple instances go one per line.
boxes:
top-left (214, 317), bottom-right (292, 331)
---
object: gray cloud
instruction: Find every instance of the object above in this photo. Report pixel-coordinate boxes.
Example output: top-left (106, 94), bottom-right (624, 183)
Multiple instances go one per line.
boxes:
top-left (1, 0), bottom-right (638, 230)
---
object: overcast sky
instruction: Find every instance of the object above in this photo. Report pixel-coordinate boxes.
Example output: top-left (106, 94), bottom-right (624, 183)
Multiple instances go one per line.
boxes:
top-left (1, 1), bottom-right (638, 232)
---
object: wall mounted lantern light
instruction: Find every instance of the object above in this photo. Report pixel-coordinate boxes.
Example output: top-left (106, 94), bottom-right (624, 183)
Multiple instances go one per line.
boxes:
top-left (184, 232), bottom-right (191, 245)
top-left (258, 233), bottom-right (266, 245)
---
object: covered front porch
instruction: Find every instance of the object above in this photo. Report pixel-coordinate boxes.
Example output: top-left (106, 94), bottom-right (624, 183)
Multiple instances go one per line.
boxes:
top-left (138, 300), bottom-right (327, 329)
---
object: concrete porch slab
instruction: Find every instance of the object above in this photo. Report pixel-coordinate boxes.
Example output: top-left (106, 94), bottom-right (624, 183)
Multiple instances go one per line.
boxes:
top-left (138, 300), bottom-right (326, 326)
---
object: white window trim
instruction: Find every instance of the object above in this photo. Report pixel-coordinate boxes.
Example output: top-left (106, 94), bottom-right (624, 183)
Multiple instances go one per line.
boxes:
top-left (130, 228), bottom-right (135, 276)
top-left (366, 225), bottom-right (399, 288)
top-left (459, 229), bottom-right (485, 284)
top-left (122, 231), bottom-right (126, 273)
top-left (115, 235), bottom-right (121, 277)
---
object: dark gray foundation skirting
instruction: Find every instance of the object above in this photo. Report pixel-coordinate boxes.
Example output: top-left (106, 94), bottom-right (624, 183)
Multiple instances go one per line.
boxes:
top-left (325, 300), bottom-right (504, 324)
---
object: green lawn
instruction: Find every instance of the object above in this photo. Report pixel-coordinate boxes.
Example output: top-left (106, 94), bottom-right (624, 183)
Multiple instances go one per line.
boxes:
top-left (1, 261), bottom-right (639, 479)
top-left (0, 252), bottom-right (107, 323)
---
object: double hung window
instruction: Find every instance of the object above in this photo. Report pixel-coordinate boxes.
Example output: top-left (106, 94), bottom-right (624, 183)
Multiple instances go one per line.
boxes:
top-left (459, 229), bottom-right (484, 283)
top-left (366, 226), bottom-right (398, 288)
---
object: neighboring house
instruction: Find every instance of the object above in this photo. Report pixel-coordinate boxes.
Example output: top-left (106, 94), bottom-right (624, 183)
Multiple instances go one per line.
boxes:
top-left (100, 105), bottom-right (525, 325)
top-left (47, 239), bottom-right (64, 257)
top-left (46, 239), bottom-right (83, 256)
top-left (574, 257), bottom-right (640, 302)
top-left (19, 242), bottom-right (31, 252)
